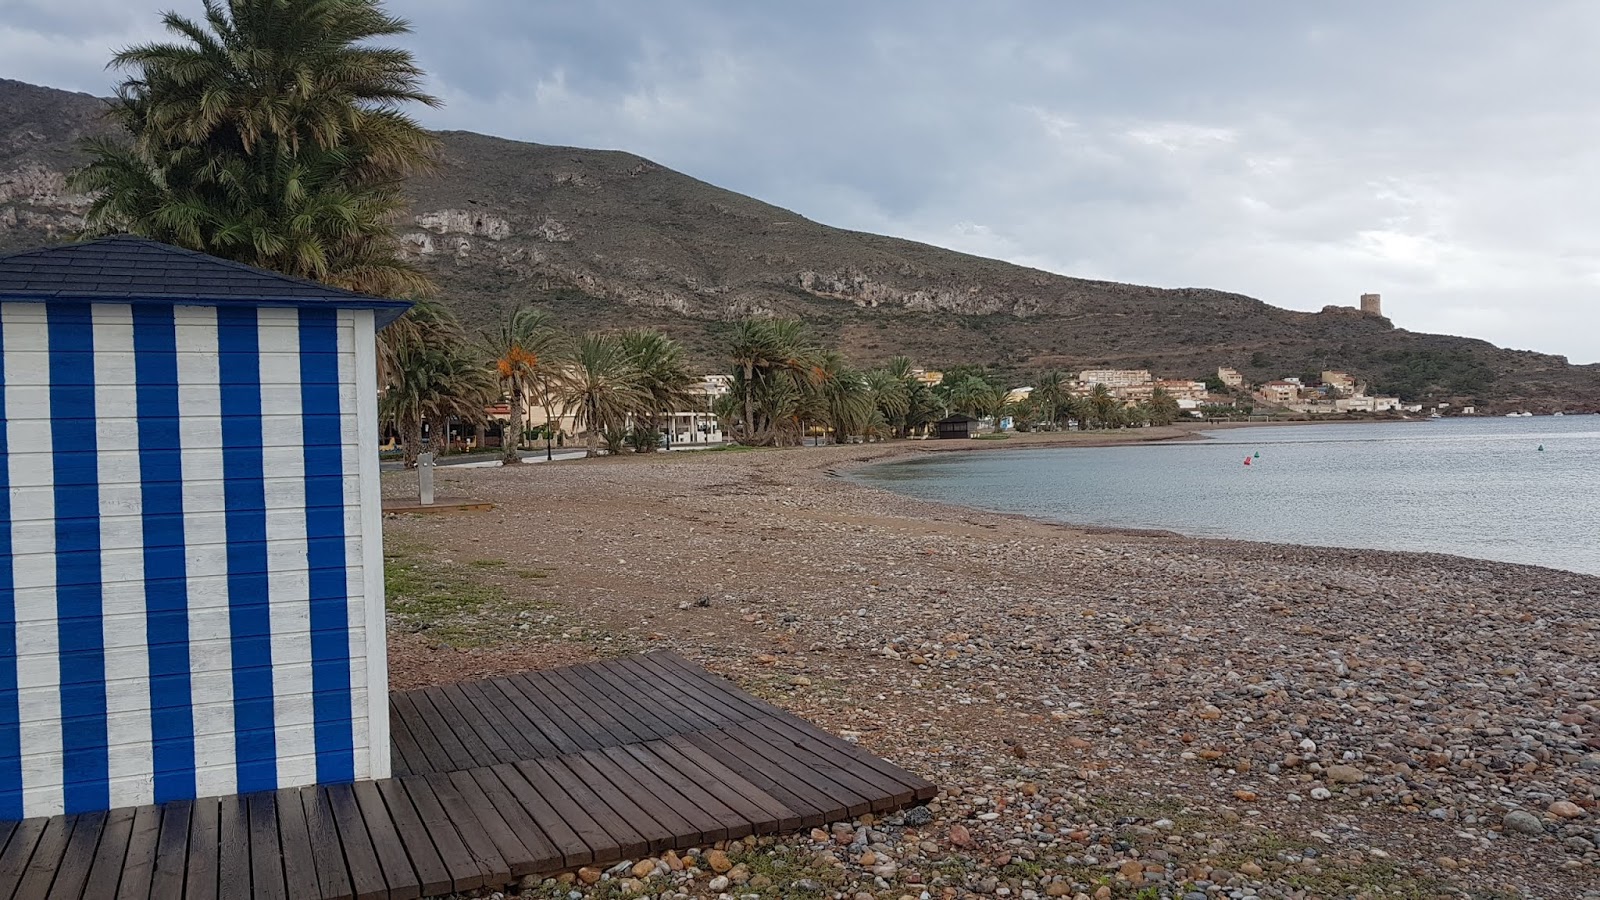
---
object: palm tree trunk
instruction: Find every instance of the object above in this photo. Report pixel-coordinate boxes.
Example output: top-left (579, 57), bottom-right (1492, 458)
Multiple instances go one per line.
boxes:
top-left (741, 362), bottom-right (755, 444)
top-left (404, 415), bottom-right (423, 469)
top-left (503, 373), bottom-right (522, 466)
top-left (585, 398), bottom-right (599, 458)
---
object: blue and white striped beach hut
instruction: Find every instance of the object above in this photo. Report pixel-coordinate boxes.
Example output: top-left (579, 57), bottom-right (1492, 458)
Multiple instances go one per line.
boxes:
top-left (0, 235), bottom-right (409, 819)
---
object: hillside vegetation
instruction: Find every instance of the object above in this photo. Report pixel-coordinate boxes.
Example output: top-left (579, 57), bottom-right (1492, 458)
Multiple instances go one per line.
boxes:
top-left (3, 77), bottom-right (1596, 410)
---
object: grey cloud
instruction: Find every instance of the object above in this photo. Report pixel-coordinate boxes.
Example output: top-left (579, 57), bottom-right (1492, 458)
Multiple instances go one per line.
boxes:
top-left (1, 0), bottom-right (1595, 360)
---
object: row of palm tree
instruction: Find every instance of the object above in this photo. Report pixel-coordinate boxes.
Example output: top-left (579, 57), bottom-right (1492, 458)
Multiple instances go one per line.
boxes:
top-left (721, 319), bottom-right (945, 446)
top-left (380, 301), bottom-right (698, 465)
top-left (719, 318), bottom-right (1191, 446)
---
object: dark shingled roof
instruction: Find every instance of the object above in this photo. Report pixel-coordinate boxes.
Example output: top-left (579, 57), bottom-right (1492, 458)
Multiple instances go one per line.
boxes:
top-left (0, 235), bottom-right (413, 327)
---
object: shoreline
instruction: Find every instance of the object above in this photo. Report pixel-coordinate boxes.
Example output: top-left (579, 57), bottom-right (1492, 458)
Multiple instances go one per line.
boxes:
top-left (833, 421), bottom-right (1599, 579)
top-left (383, 438), bottom-right (1600, 899)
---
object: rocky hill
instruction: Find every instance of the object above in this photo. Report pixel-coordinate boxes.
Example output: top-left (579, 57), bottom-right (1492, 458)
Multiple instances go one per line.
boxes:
top-left (3, 77), bottom-right (1596, 410)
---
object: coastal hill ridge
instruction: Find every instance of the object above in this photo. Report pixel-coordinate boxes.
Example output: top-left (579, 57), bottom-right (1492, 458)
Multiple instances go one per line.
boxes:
top-left (2, 77), bottom-right (1596, 410)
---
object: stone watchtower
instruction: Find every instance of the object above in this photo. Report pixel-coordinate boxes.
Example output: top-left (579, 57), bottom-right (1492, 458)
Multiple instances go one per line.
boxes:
top-left (1360, 293), bottom-right (1383, 316)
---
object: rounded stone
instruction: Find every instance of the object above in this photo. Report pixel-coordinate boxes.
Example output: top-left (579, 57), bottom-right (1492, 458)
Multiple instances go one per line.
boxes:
top-left (1503, 810), bottom-right (1546, 836)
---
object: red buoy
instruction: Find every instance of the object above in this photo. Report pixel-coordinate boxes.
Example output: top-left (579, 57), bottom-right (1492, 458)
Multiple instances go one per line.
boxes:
top-left (1243, 457), bottom-right (1252, 466)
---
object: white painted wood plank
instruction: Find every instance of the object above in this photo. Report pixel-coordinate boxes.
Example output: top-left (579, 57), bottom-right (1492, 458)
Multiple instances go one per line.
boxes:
top-left (3, 303), bottom-right (64, 818)
top-left (257, 308), bottom-right (317, 788)
top-left (173, 304), bottom-right (236, 799)
top-left (92, 303), bottom-right (155, 809)
top-left (350, 310), bottom-right (389, 780)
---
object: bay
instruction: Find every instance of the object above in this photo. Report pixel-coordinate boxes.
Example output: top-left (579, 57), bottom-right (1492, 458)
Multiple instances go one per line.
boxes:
top-left (855, 417), bottom-right (1600, 575)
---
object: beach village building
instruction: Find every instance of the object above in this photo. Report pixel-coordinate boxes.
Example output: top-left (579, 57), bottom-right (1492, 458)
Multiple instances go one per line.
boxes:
top-left (0, 236), bottom-right (408, 818)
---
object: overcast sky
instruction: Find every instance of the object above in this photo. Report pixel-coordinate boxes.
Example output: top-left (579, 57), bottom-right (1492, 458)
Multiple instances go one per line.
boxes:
top-left (4, 1), bottom-right (1598, 362)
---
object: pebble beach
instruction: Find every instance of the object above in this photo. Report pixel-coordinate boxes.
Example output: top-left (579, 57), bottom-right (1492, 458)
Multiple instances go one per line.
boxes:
top-left (381, 432), bottom-right (1599, 900)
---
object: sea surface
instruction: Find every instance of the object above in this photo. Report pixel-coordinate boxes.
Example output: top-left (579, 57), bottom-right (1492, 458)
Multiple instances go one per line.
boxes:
top-left (855, 417), bottom-right (1600, 576)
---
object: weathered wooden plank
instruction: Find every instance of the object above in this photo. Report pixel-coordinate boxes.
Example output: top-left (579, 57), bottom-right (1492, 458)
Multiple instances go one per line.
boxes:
top-left (656, 737), bottom-right (790, 832)
top-left (437, 683), bottom-right (518, 766)
top-left (619, 743), bottom-right (748, 840)
top-left (12, 814), bottom-right (73, 900)
top-left (37, 810), bottom-right (101, 900)
top-left (460, 766), bottom-right (563, 875)
top-left (487, 676), bottom-right (588, 756)
top-left (419, 686), bottom-right (498, 770)
top-left (456, 679), bottom-right (545, 761)
top-left (396, 776), bottom-right (483, 895)
top-left (575, 749), bottom-right (700, 843)
top-left (0, 817), bottom-right (46, 900)
top-left (682, 730), bottom-right (830, 830)
top-left (375, 777), bottom-right (452, 898)
top-left (116, 805), bottom-right (162, 900)
top-left (273, 787), bottom-right (319, 900)
top-left (508, 760), bottom-right (615, 865)
top-left (595, 658), bottom-right (718, 733)
top-left (215, 795), bottom-right (251, 900)
top-left (627, 654), bottom-right (752, 726)
top-left (245, 794), bottom-right (287, 900)
top-left (558, 664), bottom-right (673, 742)
top-left (547, 666), bottom-right (665, 743)
top-left (386, 702), bottom-right (428, 778)
top-left (184, 797), bottom-right (221, 900)
top-left (514, 672), bottom-right (621, 749)
top-left (762, 717), bottom-right (924, 808)
top-left (80, 807), bottom-right (135, 900)
top-left (741, 718), bottom-right (902, 812)
top-left (299, 785), bottom-right (354, 900)
top-left (405, 689), bottom-right (480, 772)
top-left (487, 763), bottom-right (591, 869)
top-left (529, 758), bottom-right (648, 862)
top-left (426, 772), bottom-right (510, 887)
top-left (352, 779), bottom-right (417, 900)
top-left (389, 692), bottom-right (456, 775)
top-left (556, 752), bottom-right (678, 853)
top-left (720, 723), bottom-right (873, 818)
top-left (595, 746), bottom-right (724, 845)
top-left (444, 770), bottom-right (538, 877)
top-left (148, 799), bottom-right (192, 900)
top-left (324, 783), bottom-right (388, 900)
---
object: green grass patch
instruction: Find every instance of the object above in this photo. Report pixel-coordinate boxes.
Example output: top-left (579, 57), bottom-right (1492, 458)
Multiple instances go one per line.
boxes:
top-left (975, 433), bottom-right (1011, 440)
top-left (385, 541), bottom-right (553, 648)
top-left (727, 845), bottom-right (842, 899)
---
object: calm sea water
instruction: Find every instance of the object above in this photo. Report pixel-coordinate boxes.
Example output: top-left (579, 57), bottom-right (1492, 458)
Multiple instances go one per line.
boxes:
top-left (856, 417), bottom-right (1600, 575)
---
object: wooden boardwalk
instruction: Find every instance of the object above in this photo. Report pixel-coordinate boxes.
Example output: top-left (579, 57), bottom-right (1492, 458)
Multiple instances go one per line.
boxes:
top-left (0, 652), bottom-right (934, 900)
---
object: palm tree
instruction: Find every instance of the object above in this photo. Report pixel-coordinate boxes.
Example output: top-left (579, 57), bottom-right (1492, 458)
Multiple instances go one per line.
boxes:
top-left (727, 319), bottom-right (777, 442)
top-left (947, 375), bottom-right (998, 420)
top-left (73, 0), bottom-right (438, 297)
top-left (724, 318), bottom-right (822, 446)
top-left (618, 329), bottom-right (695, 451)
top-left (866, 368), bottom-right (911, 435)
top-left (379, 301), bottom-right (495, 467)
top-left (554, 334), bottom-right (646, 458)
top-left (1148, 387), bottom-right (1181, 426)
top-left (1032, 370), bottom-right (1069, 430)
top-left (479, 306), bottom-right (558, 465)
top-left (808, 352), bottom-right (876, 443)
top-left (1088, 384), bottom-right (1120, 429)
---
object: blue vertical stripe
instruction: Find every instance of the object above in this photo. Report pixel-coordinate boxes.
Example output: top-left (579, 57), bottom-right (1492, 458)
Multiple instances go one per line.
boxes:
top-left (0, 311), bottom-right (22, 819)
top-left (217, 306), bottom-right (276, 794)
top-left (132, 306), bottom-right (196, 803)
top-left (47, 303), bottom-right (109, 814)
top-left (299, 310), bottom-right (355, 784)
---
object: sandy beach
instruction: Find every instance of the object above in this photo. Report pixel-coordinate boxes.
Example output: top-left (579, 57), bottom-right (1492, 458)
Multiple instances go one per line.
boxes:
top-left (381, 429), bottom-right (1599, 900)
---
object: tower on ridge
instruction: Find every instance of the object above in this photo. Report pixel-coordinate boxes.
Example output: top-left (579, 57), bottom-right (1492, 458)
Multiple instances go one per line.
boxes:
top-left (1360, 293), bottom-right (1383, 316)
